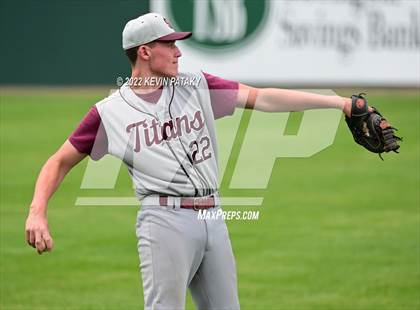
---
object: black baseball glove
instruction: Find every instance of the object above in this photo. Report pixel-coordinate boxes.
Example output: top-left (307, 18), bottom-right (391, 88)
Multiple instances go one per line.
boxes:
top-left (345, 93), bottom-right (402, 160)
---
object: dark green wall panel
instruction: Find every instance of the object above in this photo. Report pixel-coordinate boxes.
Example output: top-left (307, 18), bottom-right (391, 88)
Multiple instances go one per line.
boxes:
top-left (0, 1), bottom-right (149, 85)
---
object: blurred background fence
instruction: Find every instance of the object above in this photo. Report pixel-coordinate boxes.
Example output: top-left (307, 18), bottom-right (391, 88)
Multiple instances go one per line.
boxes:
top-left (1, 0), bottom-right (419, 87)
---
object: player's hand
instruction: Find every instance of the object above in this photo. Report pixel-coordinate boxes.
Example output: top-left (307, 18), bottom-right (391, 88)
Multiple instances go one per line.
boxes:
top-left (25, 209), bottom-right (54, 254)
top-left (345, 93), bottom-right (402, 158)
top-left (343, 97), bottom-right (373, 117)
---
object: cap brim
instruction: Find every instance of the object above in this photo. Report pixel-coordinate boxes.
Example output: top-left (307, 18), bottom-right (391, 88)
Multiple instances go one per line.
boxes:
top-left (157, 32), bottom-right (192, 42)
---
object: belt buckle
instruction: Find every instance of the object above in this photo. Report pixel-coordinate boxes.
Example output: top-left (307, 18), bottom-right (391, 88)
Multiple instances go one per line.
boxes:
top-left (193, 197), bottom-right (199, 211)
top-left (193, 195), bottom-right (214, 211)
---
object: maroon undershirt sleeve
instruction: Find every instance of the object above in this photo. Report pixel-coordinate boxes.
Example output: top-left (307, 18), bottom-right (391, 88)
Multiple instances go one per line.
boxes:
top-left (68, 105), bottom-right (108, 160)
top-left (203, 72), bottom-right (239, 119)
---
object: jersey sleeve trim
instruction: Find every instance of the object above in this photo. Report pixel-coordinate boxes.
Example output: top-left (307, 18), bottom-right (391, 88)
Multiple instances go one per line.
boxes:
top-left (203, 72), bottom-right (239, 119)
top-left (68, 105), bottom-right (108, 160)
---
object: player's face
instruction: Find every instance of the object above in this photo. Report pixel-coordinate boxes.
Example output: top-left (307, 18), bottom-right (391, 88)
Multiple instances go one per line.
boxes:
top-left (149, 41), bottom-right (182, 77)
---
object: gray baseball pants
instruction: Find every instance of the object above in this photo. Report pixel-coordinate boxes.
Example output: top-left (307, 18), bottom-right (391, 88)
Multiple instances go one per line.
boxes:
top-left (135, 196), bottom-right (240, 310)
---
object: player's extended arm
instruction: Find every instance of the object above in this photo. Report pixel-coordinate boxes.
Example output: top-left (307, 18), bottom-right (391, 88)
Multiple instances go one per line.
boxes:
top-left (237, 84), bottom-right (352, 117)
top-left (25, 140), bottom-right (87, 254)
top-left (237, 84), bottom-right (401, 157)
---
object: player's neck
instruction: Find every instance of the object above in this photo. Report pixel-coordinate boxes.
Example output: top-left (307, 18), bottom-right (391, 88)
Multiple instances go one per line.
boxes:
top-left (130, 67), bottom-right (164, 94)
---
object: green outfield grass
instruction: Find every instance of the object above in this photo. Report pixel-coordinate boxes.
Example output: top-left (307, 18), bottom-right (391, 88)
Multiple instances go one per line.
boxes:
top-left (1, 88), bottom-right (419, 310)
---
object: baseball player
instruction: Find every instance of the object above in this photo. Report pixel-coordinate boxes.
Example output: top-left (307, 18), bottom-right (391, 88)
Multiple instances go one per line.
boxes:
top-left (25, 12), bottom-right (401, 310)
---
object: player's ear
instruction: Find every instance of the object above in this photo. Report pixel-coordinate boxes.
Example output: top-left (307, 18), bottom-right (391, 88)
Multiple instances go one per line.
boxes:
top-left (138, 45), bottom-right (151, 61)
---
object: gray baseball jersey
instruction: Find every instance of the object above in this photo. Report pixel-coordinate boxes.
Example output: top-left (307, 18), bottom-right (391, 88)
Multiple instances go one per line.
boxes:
top-left (98, 72), bottom-right (218, 199)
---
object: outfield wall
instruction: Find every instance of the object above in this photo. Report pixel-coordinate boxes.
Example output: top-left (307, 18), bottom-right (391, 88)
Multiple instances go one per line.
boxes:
top-left (153, 0), bottom-right (420, 87)
top-left (1, 0), bottom-right (419, 87)
top-left (0, 1), bottom-right (148, 85)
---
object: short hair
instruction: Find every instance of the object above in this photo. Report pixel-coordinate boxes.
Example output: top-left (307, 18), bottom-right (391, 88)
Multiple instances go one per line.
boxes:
top-left (124, 42), bottom-right (157, 65)
top-left (125, 46), bottom-right (139, 65)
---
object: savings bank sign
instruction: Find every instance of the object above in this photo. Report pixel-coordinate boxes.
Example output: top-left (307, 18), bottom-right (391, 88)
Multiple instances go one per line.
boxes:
top-left (152, 0), bottom-right (420, 87)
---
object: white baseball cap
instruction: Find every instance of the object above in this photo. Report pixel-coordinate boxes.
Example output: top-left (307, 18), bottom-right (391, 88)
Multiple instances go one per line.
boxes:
top-left (122, 13), bottom-right (192, 50)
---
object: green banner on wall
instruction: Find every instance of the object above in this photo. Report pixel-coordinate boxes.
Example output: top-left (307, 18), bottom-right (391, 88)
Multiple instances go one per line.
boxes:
top-left (0, 1), bottom-right (148, 85)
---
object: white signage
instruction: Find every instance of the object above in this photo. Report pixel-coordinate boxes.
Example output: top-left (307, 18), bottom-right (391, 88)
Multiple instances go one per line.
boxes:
top-left (152, 0), bottom-right (420, 87)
